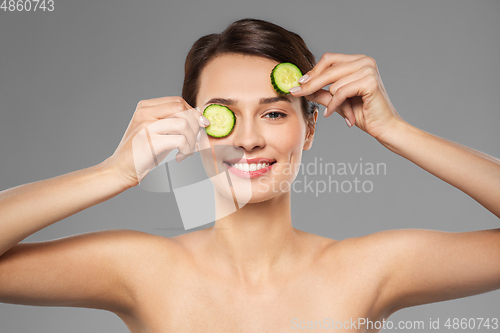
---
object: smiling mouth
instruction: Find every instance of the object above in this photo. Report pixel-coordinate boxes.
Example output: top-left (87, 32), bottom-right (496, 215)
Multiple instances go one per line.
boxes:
top-left (223, 161), bottom-right (277, 172)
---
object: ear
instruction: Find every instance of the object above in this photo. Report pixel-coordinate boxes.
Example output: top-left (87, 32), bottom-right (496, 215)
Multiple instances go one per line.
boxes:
top-left (303, 108), bottom-right (318, 151)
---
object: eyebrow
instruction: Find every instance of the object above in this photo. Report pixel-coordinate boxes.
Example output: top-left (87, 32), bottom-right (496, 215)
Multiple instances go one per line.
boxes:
top-left (204, 96), bottom-right (291, 106)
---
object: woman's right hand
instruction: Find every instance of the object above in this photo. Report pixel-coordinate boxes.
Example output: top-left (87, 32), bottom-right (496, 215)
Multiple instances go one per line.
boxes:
top-left (106, 96), bottom-right (210, 189)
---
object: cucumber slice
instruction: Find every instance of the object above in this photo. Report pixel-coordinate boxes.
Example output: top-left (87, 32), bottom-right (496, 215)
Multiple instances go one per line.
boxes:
top-left (203, 104), bottom-right (236, 138)
top-left (270, 62), bottom-right (303, 95)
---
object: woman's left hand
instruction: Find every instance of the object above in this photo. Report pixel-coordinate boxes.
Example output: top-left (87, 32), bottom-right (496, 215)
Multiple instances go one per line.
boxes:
top-left (290, 53), bottom-right (405, 141)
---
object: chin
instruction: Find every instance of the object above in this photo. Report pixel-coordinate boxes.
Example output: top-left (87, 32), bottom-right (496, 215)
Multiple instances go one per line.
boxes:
top-left (237, 174), bottom-right (293, 204)
top-left (211, 173), bottom-right (292, 207)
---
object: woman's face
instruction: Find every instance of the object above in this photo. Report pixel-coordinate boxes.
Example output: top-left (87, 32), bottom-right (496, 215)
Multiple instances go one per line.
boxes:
top-left (196, 53), bottom-right (315, 203)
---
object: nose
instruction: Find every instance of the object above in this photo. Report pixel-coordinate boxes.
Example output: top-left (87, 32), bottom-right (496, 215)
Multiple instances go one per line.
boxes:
top-left (231, 116), bottom-right (266, 152)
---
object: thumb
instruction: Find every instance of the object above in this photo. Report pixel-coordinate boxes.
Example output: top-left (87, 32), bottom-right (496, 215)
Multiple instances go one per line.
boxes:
top-left (304, 88), bottom-right (332, 107)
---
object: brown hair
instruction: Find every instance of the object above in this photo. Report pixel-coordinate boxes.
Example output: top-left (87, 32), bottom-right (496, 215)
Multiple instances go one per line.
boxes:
top-left (182, 18), bottom-right (318, 126)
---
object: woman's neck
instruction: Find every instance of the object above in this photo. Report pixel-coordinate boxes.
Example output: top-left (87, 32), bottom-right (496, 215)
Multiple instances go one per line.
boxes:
top-left (208, 190), bottom-right (302, 286)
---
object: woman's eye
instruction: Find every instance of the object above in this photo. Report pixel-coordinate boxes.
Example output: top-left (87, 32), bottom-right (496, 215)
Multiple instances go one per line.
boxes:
top-left (264, 111), bottom-right (287, 120)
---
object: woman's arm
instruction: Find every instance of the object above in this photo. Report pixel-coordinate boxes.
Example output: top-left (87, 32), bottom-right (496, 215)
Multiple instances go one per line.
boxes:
top-left (292, 52), bottom-right (500, 218)
top-left (0, 96), bottom-right (205, 258)
top-left (292, 53), bottom-right (500, 313)
top-left (0, 96), bottom-right (207, 312)
top-left (0, 160), bottom-right (128, 257)
top-left (377, 120), bottom-right (500, 218)
top-left (367, 118), bottom-right (500, 313)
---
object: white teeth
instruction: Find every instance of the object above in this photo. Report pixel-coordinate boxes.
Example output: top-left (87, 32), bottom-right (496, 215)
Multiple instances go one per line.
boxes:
top-left (229, 163), bottom-right (271, 171)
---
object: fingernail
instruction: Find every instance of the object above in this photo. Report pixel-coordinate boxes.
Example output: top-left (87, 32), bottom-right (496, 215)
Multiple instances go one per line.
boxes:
top-left (345, 118), bottom-right (352, 127)
top-left (323, 108), bottom-right (328, 117)
top-left (199, 115), bottom-right (210, 126)
top-left (196, 130), bottom-right (202, 142)
top-left (289, 86), bottom-right (301, 94)
top-left (298, 74), bottom-right (309, 84)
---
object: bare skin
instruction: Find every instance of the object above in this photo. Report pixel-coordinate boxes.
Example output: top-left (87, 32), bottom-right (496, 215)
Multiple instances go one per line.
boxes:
top-left (111, 228), bottom-right (392, 333)
top-left (0, 53), bottom-right (499, 333)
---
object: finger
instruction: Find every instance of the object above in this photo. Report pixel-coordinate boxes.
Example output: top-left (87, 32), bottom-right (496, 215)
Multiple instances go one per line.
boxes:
top-left (194, 128), bottom-right (206, 150)
top-left (176, 153), bottom-right (187, 163)
top-left (147, 118), bottom-right (197, 153)
top-left (325, 75), bottom-right (374, 117)
top-left (338, 99), bottom-right (355, 128)
top-left (196, 108), bottom-right (210, 128)
top-left (292, 56), bottom-right (376, 98)
top-left (148, 134), bottom-right (193, 163)
top-left (301, 53), bottom-right (366, 83)
top-left (174, 108), bottom-right (206, 136)
top-left (328, 65), bottom-right (378, 98)
top-left (160, 103), bottom-right (207, 131)
top-left (326, 101), bottom-right (346, 119)
top-left (156, 134), bottom-right (193, 158)
top-left (172, 135), bottom-right (194, 162)
top-left (146, 104), bottom-right (203, 139)
top-left (137, 98), bottom-right (202, 131)
top-left (130, 128), bottom-right (193, 180)
top-left (324, 66), bottom-right (373, 125)
top-left (304, 88), bottom-right (332, 107)
top-left (170, 107), bottom-right (204, 136)
top-left (137, 96), bottom-right (193, 109)
top-left (143, 101), bottom-right (192, 120)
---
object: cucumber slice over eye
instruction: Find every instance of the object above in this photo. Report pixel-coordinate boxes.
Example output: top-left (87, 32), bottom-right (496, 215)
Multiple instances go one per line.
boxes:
top-left (203, 104), bottom-right (236, 138)
top-left (270, 62), bottom-right (303, 95)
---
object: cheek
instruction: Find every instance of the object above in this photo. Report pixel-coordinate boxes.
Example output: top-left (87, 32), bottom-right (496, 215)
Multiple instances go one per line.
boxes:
top-left (272, 122), bottom-right (306, 157)
top-left (273, 121), bottom-right (306, 182)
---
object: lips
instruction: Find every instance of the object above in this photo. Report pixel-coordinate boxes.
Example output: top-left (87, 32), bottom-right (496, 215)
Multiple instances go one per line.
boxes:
top-left (222, 157), bottom-right (277, 179)
top-left (224, 157), bottom-right (276, 164)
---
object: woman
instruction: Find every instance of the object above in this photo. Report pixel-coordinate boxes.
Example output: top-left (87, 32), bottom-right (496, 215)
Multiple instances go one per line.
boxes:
top-left (0, 18), bottom-right (499, 332)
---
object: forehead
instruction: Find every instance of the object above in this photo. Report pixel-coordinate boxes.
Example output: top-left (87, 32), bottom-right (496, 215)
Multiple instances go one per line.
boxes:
top-left (197, 54), bottom-right (290, 106)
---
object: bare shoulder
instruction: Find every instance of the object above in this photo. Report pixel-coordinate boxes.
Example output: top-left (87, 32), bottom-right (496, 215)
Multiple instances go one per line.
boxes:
top-left (321, 228), bottom-right (425, 257)
top-left (74, 229), bottom-right (190, 283)
top-left (294, 228), bottom-right (338, 253)
top-left (103, 229), bottom-right (191, 270)
top-left (0, 228), bottom-right (186, 314)
top-left (0, 228), bottom-right (182, 267)
top-left (317, 229), bottom-right (444, 312)
top-left (69, 228), bottom-right (185, 256)
top-left (49, 228), bottom-right (189, 276)
top-left (340, 228), bottom-right (500, 313)
top-left (313, 229), bottom-right (426, 286)
top-left (330, 229), bottom-right (417, 269)
top-left (309, 229), bottom-right (422, 318)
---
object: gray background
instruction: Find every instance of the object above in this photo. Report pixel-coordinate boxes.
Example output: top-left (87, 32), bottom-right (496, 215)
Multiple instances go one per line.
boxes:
top-left (1, 0), bottom-right (499, 332)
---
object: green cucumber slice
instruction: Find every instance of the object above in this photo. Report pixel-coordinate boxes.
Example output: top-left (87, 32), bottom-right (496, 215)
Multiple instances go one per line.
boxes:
top-left (270, 62), bottom-right (303, 95)
top-left (203, 104), bottom-right (236, 138)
